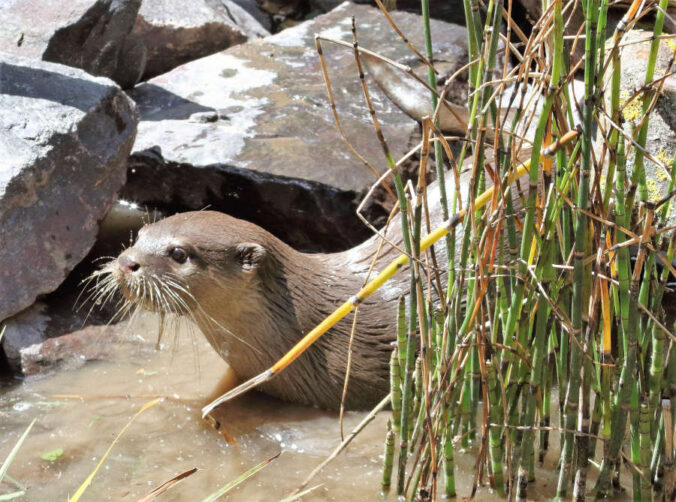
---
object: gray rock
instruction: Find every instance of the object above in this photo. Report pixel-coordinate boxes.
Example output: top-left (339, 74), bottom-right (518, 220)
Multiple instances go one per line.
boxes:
top-left (124, 2), bottom-right (469, 250)
top-left (218, 0), bottom-right (272, 33)
top-left (0, 54), bottom-right (139, 322)
top-left (395, 0), bottom-right (466, 26)
top-left (603, 30), bottom-right (676, 227)
top-left (1, 303), bottom-right (51, 372)
top-left (130, 0), bottom-right (269, 82)
top-left (0, 0), bottom-right (142, 87)
top-left (311, 0), bottom-right (468, 25)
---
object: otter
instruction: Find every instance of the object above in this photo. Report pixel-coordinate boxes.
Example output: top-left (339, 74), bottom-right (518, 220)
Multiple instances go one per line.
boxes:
top-left (100, 154), bottom-right (533, 410)
top-left (109, 209), bottom-right (411, 410)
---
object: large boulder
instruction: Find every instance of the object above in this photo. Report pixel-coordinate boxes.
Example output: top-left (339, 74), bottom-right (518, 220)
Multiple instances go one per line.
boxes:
top-left (124, 2), bottom-right (469, 250)
top-left (0, 0), bottom-right (142, 87)
top-left (128, 0), bottom-right (270, 82)
top-left (0, 54), bottom-right (138, 322)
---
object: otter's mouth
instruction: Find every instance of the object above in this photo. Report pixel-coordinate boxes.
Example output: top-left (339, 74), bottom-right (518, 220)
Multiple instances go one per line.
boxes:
top-left (115, 273), bottom-right (161, 313)
top-left (113, 269), bottom-right (195, 316)
top-left (82, 260), bottom-right (196, 321)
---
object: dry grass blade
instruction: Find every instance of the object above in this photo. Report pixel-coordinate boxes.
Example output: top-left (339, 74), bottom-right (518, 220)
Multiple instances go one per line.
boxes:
top-left (372, 0), bottom-right (437, 71)
top-left (0, 492), bottom-right (25, 501)
top-left (136, 467), bottom-right (198, 502)
top-left (201, 452), bottom-right (281, 502)
top-left (289, 393), bottom-right (390, 498)
top-left (0, 418), bottom-right (36, 486)
top-left (52, 393), bottom-right (183, 400)
top-left (70, 398), bottom-right (162, 502)
top-left (278, 484), bottom-right (323, 502)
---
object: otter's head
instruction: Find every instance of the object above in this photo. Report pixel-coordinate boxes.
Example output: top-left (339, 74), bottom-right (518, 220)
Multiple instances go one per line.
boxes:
top-left (110, 211), bottom-right (272, 317)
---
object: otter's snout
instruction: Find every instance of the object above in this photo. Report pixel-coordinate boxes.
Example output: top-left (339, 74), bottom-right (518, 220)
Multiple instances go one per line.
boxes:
top-left (117, 252), bottom-right (140, 274)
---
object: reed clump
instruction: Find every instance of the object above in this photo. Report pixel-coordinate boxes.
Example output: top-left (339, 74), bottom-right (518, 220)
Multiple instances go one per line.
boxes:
top-left (373, 0), bottom-right (676, 500)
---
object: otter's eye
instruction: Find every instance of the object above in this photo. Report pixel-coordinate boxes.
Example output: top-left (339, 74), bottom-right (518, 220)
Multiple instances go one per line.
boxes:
top-left (170, 247), bottom-right (188, 264)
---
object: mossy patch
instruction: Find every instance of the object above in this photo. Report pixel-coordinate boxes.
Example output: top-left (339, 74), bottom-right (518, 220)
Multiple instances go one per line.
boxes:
top-left (646, 177), bottom-right (661, 202)
top-left (655, 148), bottom-right (673, 175)
top-left (619, 89), bottom-right (643, 122)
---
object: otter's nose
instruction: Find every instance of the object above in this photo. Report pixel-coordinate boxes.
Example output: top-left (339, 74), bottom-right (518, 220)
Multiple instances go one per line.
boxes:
top-left (118, 253), bottom-right (140, 274)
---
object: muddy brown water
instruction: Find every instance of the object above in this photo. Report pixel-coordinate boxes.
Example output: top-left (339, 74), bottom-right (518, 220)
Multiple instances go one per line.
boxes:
top-left (0, 313), bottom-right (630, 501)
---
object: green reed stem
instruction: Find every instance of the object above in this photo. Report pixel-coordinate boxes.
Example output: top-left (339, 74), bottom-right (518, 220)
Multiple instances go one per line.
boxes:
top-left (595, 202), bottom-right (653, 499)
top-left (648, 232), bottom-right (675, 437)
top-left (517, 231), bottom-right (555, 501)
top-left (573, 326), bottom-right (593, 502)
top-left (442, 425), bottom-right (456, 498)
top-left (639, 402), bottom-right (652, 500)
top-left (382, 421), bottom-right (395, 492)
top-left (662, 399), bottom-right (674, 500)
top-left (486, 358), bottom-right (505, 496)
top-left (587, 392), bottom-right (602, 462)
top-left (539, 336), bottom-right (555, 466)
top-left (348, 31), bottom-right (420, 493)
top-left (503, 2), bottom-right (561, 394)
top-left (391, 349), bottom-right (402, 433)
top-left (412, 357), bottom-right (423, 439)
top-left (630, 385), bottom-right (642, 500)
top-left (556, 0), bottom-right (599, 493)
top-left (650, 411), bottom-right (665, 500)
top-left (397, 296), bottom-right (407, 379)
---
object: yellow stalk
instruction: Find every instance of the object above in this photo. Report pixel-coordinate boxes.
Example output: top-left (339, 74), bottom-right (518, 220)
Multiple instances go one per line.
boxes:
top-left (601, 278), bottom-right (612, 355)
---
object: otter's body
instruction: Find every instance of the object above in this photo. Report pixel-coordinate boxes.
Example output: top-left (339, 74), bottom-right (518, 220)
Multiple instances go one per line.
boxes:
top-left (112, 210), bottom-right (414, 409)
top-left (108, 160), bottom-right (527, 409)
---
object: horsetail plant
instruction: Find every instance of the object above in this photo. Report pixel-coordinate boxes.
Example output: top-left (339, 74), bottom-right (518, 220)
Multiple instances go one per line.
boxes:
top-left (381, 420), bottom-right (396, 493)
top-left (203, 0), bottom-right (676, 499)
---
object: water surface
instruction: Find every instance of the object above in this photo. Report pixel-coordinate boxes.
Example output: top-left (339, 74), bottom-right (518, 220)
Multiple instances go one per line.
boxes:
top-left (0, 314), bottom-right (630, 501)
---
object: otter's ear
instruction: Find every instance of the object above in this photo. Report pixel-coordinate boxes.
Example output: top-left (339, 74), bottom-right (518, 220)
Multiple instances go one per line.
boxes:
top-left (234, 243), bottom-right (266, 271)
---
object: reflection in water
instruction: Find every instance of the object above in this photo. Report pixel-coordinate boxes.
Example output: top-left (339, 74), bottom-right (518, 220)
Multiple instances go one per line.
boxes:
top-left (0, 313), bottom-right (627, 500)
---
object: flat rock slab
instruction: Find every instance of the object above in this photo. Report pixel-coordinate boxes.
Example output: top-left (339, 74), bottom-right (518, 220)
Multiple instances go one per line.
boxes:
top-left (20, 325), bottom-right (119, 376)
top-left (124, 2), bottom-right (468, 250)
top-left (0, 0), bottom-right (141, 87)
top-left (130, 0), bottom-right (269, 82)
top-left (0, 54), bottom-right (138, 322)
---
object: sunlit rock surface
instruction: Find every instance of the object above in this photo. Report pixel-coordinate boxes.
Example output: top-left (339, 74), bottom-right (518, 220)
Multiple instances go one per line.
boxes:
top-left (127, 0), bottom-right (269, 82)
top-left (124, 2), bottom-right (468, 250)
top-left (0, 0), bottom-right (142, 87)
